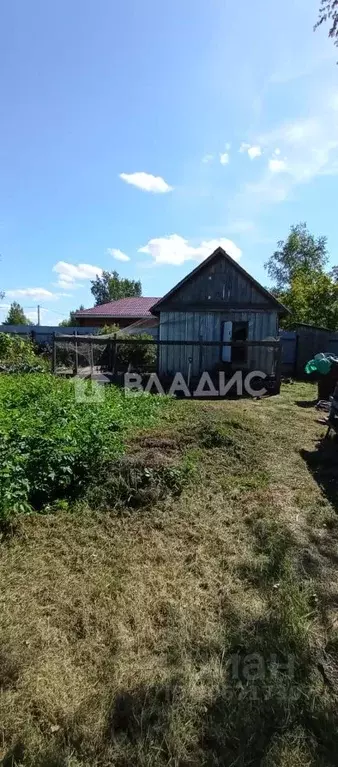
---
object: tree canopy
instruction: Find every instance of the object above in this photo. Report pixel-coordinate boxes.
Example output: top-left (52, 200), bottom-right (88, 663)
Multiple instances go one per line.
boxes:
top-left (266, 223), bottom-right (338, 330)
top-left (277, 270), bottom-right (338, 330)
top-left (3, 301), bottom-right (30, 325)
top-left (265, 223), bottom-right (328, 292)
top-left (90, 270), bottom-right (142, 306)
top-left (315, 1), bottom-right (338, 46)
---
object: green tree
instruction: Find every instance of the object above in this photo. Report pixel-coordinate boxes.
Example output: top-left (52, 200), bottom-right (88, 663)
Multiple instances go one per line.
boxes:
top-left (3, 301), bottom-right (30, 325)
top-left (265, 223), bottom-right (328, 292)
top-left (315, 1), bottom-right (338, 47)
top-left (278, 271), bottom-right (338, 330)
top-left (91, 270), bottom-right (142, 306)
top-left (58, 305), bottom-right (84, 327)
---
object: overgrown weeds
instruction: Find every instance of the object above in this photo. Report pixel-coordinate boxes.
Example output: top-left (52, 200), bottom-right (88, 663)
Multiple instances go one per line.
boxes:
top-left (0, 375), bottom-right (171, 520)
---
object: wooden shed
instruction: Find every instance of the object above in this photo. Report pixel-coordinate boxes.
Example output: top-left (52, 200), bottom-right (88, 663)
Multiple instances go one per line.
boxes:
top-left (151, 247), bottom-right (288, 381)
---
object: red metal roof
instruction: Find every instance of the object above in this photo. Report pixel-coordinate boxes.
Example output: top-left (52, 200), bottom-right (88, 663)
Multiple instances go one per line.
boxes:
top-left (74, 297), bottom-right (160, 318)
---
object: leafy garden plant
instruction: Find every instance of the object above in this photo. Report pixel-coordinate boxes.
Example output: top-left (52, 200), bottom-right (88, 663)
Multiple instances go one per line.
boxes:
top-left (0, 374), bottom-right (169, 521)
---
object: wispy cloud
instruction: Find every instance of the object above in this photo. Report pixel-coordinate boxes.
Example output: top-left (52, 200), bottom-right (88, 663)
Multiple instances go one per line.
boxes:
top-left (106, 248), bottom-right (130, 262)
top-left (219, 152), bottom-right (229, 165)
top-left (53, 261), bottom-right (103, 289)
top-left (202, 153), bottom-right (214, 164)
top-left (231, 94), bottom-right (338, 217)
top-left (6, 287), bottom-right (56, 300)
top-left (268, 158), bottom-right (287, 172)
top-left (119, 172), bottom-right (173, 193)
top-left (240, 142), bottom-right (262, 159)
top-left (247, 146), bottom-right (262, 159)
top-left (226, 220), bottom-right (255, 234)
top-left (139, 235), bottom-right (241, 266)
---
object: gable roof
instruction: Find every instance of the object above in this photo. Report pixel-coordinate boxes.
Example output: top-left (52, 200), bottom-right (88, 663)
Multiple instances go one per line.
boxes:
top-left (74, 297), bottom-right (161, 319)
top-left (151, 247), bottom-right (289, 315)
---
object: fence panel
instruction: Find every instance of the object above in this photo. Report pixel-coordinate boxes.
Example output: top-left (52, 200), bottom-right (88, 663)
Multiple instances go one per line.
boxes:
top-left (53, 335), bottom-right (282, 394)
top-left (280, 331), bottom-right (296, 374)
top-left (1, 325), bottom-right (99, 344)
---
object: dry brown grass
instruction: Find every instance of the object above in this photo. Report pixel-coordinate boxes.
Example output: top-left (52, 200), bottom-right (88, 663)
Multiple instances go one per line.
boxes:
top-left (1, 383), bottom-right (338, 766)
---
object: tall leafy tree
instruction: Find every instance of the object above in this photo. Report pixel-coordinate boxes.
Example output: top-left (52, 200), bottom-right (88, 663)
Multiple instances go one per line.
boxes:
top-left (3, 301), bottom-right (30, 325)
top-left (91, 270), bottom-right (142, 306)
top-left (265, 222), bottom-right (328, 292)
top-left (278, 271), bottom-right (338, 330)
top-left (315, 1), bottom-right (338, 47)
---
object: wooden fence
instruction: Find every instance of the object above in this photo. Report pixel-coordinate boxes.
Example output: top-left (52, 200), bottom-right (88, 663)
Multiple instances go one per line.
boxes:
top-left (53, 333), bottom-right (282, 394)
top-left (280, 324), bottom-right (338, 377)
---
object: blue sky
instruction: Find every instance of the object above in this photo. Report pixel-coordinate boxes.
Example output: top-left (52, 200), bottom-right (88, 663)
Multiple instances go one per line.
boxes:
top-left (1, 0), bottom-right (338, 324)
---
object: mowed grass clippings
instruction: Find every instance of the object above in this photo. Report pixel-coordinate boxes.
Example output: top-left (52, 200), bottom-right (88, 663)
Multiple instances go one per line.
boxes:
top-left (1, 382), bottom-right (338, 765)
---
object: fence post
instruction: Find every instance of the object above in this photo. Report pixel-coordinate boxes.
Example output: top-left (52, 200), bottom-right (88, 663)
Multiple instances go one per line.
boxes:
top-left (74, 331), bottom-right (78, 375)
top-left (112, 333), bottom-right (117, 376)
top-left (52, 333), bottom-right (56, 373)
top-left (89, 338), bottom-right (94, 375)
top-left (275, 343), bottom-right (282, 393)
top-left (294, 332), bottom-right (299, 378)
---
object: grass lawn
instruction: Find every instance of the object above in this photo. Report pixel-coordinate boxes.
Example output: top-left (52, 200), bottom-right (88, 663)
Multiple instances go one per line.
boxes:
top-left (1, 381), bottom-right (338, 766)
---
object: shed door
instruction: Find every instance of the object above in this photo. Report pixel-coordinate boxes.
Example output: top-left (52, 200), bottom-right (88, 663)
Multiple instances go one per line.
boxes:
top-left (221, 321), bottom-right (232, 362)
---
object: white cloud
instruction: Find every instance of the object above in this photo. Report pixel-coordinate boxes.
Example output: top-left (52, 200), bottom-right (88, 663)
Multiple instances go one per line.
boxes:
top-left (240, 142), bottom-right (262, 159)
top-left (259, 115), bottom-right (338, 184)
top-left (53, 261), bottom-right (103, 289)
top-left (6, 287), bottom-right (55, 300)
top-left (232, 100), bottom-right (338, 218)
top-left (247, 145), bottom-right (262, 160)
top-left (268, 158), bottom-right (287, 173)
top-left (119, 172), bottom-right (173, 193)
top-left (219, 152), bottom-right (229, 165)
top-left (202, 153), bottom-right (214, 164)
top-left (138, 234), bottom-right (241, 266)
top-left (106, 248), bottom-right (130, 262)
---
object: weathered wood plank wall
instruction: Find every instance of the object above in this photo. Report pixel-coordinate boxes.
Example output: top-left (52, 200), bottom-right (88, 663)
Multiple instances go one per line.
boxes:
top-left (159, 311), bottom-right (278, 376)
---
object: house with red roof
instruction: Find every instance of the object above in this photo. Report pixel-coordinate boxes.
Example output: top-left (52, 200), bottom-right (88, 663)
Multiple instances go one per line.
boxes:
top-left (74, 297), bottom-right (160, 329)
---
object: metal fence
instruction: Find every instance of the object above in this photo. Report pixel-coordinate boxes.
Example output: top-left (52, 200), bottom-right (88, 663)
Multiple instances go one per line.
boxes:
top-left (0, 325), bottom-right (100, 344)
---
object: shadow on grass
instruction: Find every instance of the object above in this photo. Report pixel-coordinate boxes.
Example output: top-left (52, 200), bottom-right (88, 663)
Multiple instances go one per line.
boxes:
top-left (296, 399), bottom-right (318, 409)
top-left (4, 618), bottom-right (338, 767)
top-left (301, 437), bottom-right (338, 511)
top-left (3, 520), bottom-right (338, 766)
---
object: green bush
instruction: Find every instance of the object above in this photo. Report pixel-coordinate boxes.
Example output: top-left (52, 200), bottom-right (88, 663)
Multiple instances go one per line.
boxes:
top-left (116, 333), bottom-right (157, 369)
top-left (0, 332), bottom-right (47, 372)
top-left (0, 374), bottom-right (169, 521)
top-left (97, 327), bottom-right (157, 369)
